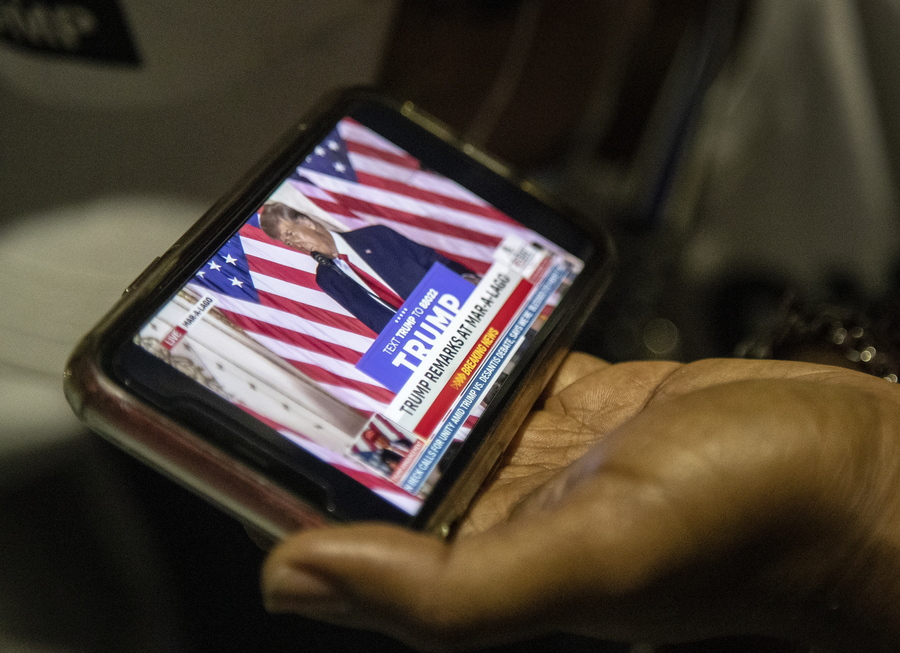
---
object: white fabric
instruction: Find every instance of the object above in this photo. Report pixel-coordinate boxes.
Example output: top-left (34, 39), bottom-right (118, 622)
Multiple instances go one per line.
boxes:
top-left (0, 197), bottom-right (201, 457)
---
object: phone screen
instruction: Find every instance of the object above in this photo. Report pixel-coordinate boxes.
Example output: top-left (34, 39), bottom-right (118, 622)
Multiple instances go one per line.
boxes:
top-left (125, 109), bottom-right (589, 517)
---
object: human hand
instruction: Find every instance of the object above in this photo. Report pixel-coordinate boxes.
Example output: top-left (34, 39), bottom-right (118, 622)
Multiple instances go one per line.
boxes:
top-left (261, 354), bottom-right (900, 651)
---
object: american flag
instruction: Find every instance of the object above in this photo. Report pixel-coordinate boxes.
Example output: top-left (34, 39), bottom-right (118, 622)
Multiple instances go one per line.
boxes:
top-left (188, 117), bottom-right (556, 417)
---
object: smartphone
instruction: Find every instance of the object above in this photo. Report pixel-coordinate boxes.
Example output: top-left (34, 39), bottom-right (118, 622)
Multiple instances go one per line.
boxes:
top-left (64, 89), bottom-right (615, 539)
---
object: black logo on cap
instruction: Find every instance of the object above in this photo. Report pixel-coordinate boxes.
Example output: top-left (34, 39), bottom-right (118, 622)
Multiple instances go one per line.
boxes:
top-left (0, 0), bottom-right (140, 65)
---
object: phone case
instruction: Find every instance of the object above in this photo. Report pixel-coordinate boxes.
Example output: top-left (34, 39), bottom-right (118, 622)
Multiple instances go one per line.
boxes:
top-left (64, 88), bottom-right (615, 540)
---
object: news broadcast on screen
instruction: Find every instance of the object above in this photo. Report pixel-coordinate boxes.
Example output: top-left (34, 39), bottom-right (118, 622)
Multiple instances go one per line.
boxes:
top-left (134, 116), bottom-right (584, 515)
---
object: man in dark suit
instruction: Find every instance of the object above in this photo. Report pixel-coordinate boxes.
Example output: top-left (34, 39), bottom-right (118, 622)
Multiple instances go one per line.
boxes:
top-left (259, 202), bottom-right (475, 334)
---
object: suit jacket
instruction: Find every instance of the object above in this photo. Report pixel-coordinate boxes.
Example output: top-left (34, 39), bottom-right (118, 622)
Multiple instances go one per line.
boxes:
top-left (316, 225), bottom-right (472, 334)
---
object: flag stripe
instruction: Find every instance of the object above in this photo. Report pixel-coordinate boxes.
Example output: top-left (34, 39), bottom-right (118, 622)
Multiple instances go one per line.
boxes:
top-left (348, 150), bottom-right (493, 207)
top-left (246, 255), bottom-right (319, 291)
top-left (256, 289), bottom-right (375, 337)
top-left (298, 169), bottom-right (529, 242)
top-left (338, 119), bottom-right (410, 157)
top-left (344, 139), bottom-right (421, 171)
top-left (292, 180), bottom-right (503, 251)
top-left (240, 230), bottom-right (318, 271)
top-left (285, 177), bottom-right (343, 205)
top-left (252, 272), bottom-right (353, 314)
top-left (355, 169), bottom-right (513, 222)
top-left (220, 310), bottom-right (366, 364)
top-left (209, 292), bottom-right (374, 352)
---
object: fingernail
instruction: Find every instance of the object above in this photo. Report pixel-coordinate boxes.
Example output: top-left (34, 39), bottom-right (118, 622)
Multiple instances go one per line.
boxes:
top-left (263, 566), bottom-right (352, 615)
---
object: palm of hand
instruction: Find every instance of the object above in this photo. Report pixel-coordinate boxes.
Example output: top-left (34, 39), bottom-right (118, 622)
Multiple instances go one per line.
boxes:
top-left (460, 355), bottom-right (681, 535)
top-left (454, 354), bottom-right (897, 645)
top-left (263, 354), bottom-right (900, 651)
top-left (461, 353), bottom-right (865, 533)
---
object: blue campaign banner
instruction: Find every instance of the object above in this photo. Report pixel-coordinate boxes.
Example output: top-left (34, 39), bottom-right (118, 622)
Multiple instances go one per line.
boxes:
top-left (401, 264), bottom-right (566, 494)
top-left (355, 263), bottom-right (475, 393)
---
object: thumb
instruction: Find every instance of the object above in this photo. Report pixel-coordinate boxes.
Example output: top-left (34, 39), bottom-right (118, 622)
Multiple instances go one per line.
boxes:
top-left (261, 506), bottom-right (638, 650)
